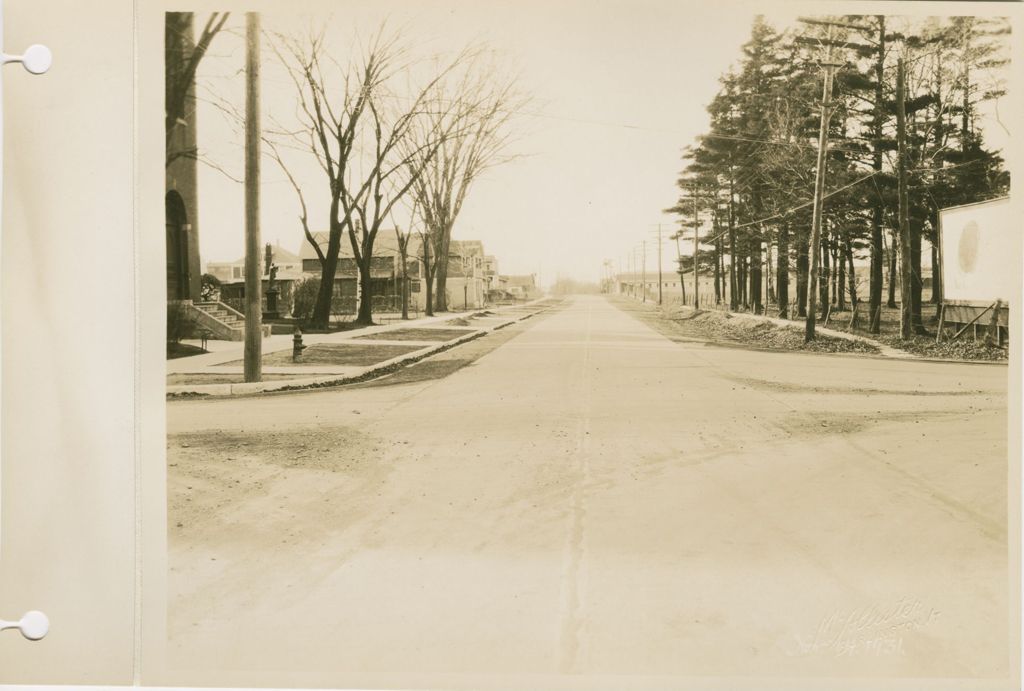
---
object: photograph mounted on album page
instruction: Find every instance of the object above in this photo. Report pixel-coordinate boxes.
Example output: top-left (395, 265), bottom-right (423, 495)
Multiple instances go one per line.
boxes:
top-left (0, 0), bottom-right (136, 686)
top-left (137, 0), bottom-right (1023, 688)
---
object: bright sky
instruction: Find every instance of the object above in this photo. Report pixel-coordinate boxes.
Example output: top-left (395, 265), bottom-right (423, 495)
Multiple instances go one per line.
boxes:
top-left (191, 1), bottom-right (1008, 285)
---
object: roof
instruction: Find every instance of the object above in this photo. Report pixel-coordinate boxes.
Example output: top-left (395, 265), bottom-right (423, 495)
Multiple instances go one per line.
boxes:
top-left (220, 269), bottom-right (305, 285)
top-left (226, 243), bottom-right (302, 266)
top-left (614, 272), bottom-right (682, 282)
top-left (298, 230), bottom-right (425, 261)
top-left (938, 195), bottom-right (1010, 214)
top-left (503, 274), bottom-right (537, 287)
top-left (451, 240), bottom-right (484, 257)
top-left (298, 231), bottom-right (487, 262)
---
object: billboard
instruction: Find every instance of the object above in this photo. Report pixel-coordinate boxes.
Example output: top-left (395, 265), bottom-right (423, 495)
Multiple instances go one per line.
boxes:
top-left (939, 196), bottom-right (1016, 305)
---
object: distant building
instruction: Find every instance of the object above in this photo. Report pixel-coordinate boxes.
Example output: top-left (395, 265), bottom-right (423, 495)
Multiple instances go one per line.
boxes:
top-left (502, 274), bottom-right (540, 299)
top-left (612, 272), bottom-right (685, 296)
top-left (483, 255), bottom-right (500, 289)
top-left (443, 240), bottom-right (489, 309)
top-left (299, 231), bottom-right (427, 312)
top-left (298, 232), bottom-right (498, 311)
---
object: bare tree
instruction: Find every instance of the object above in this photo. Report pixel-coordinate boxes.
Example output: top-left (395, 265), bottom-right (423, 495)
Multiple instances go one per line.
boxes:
top-left (407, 61), bottom-right (524, 312)
top-left (265, 27), bottom-right (387, 328)
top-left (267, 25), bottom-right (477, 326)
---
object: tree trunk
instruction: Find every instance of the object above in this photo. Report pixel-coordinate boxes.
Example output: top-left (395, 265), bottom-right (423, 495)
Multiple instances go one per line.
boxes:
top-left (869, 207), bottom-right (884, 331)
top-left (845, 235), bottom-right (858, 308)
top-left (400, 256), bottom-right (409, 320)
top-left (713, 229), bottom-right (722, 305)
top-left (718, 234), bottom-right (726, 305)
top-left (962, 45), bottom-right (971, 147)
top-left (777, 223), bottom-right (789, 318)
top-left (749, 235), bottom-right (762, 313)
top-left (310, 219), bottom-right (342, 329)
top-left (820, 230), bottom-right (831, 321)
top-left (739, 250), bottom-right (748, 308)
top-left (423, 239), bottom-right (434, 317)
top-left (833, 242), bottom-right (841, 306)
top-left (887, 229), bottom-right (899, 308)
top-left (897, 58), bottom-right (913, 340)
top-left (356, 258), bottom-right (373, 325)
top-left (728, 219), bottom-right (738, 311)
top-left (868, 15), bottom-right (886, 333)
top-left (796, 231), bottom-right (808, 317)
top-left (837, 235), bottom-right (846, 311)
top-left (910, 217), bottom-right (925, 333)
top-left (434, 223), bottom-right (453, 312)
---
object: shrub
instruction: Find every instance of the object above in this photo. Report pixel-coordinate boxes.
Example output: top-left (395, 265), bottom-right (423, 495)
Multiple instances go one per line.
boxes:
top-left (167, 302), bottom-right (196, 343)
top-left (200, 273), bottom-right (222, 302)
top-left (292, 277), bottom-right (321, 321)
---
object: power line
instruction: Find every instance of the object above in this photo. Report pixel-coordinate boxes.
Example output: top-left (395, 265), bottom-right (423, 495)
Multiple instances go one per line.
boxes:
top-left (672, 156), bottom-right (991, 248)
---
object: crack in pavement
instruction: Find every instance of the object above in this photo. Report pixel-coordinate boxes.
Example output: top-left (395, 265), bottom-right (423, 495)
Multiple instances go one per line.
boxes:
top-left (558, 299), bottom-right (594, 673)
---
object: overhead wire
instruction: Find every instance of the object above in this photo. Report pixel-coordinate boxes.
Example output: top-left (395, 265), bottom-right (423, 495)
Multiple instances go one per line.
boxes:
top-left (664, 155), bottom-right (994, 250)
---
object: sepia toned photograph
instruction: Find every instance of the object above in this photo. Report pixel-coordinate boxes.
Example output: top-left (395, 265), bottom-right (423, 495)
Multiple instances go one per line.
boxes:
top-left (158, 2), bottom-right (1018, 687)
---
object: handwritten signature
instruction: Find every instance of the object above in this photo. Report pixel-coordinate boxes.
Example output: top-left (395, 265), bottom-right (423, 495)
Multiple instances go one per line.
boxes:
top-left (790, 597), bottom-right (941, 657)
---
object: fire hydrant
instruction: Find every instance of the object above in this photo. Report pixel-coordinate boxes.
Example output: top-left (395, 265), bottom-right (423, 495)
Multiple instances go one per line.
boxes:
top-left (292, 327), bottom-right (307, 363)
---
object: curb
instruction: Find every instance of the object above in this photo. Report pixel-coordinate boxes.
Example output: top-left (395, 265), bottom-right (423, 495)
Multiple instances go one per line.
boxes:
top-left (167, 303), bottom-right (555, 399)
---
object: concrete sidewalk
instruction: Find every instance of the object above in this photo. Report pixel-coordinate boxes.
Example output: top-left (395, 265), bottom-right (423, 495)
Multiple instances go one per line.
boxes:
top-left (170, 310), bottom-right (474, 374)
top-left (166, 299), bottom-right (554, 396)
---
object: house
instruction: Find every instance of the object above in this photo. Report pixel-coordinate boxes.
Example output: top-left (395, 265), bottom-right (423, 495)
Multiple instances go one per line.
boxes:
top-left (483, 255), bottom-right (500, 289)
top-left (442, 240), bottom-right (489, 309)
top-left (502, 274), bottom-right (540, 300)
top-left (298, 231), bottom-right (498, 312)
top-left (299, 231), bottom-right (427, 313)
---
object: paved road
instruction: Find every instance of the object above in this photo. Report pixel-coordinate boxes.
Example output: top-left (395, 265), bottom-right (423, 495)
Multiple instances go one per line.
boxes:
top-left (165, 295), bottom-right (1010, 686)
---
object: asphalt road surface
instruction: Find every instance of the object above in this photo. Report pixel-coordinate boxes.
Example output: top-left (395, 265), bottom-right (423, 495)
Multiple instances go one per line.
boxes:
top-left (166, 294), bottom-right (1010, 686)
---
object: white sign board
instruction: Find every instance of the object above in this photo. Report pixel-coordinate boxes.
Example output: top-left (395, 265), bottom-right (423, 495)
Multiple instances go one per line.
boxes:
top-left (939, 196), bottom-right (1015, 304)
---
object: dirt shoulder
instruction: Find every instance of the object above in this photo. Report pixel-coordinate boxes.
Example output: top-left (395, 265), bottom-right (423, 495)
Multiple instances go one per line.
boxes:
top-left (615, 297), bottom-right (880, 355)
top-left (873, 333), bottom-right (1008, 361)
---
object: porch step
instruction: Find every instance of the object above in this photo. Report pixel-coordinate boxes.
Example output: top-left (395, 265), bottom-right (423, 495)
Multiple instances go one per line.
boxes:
top-left (185, 301), bottom-right (270, 341)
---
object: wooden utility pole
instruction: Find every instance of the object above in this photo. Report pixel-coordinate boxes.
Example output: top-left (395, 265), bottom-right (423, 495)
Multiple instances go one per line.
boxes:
top-left (243, 12), bottom-right (262, 382)
top-left (656, 225), bottom-right (663, 305)
top-left (673, 231), bottom-right (686, 304)
top-left (869, 15), bottom-right (887, 334)
top-left (896, 57), bottom-right (913, 340)
top-left (641, 240), bottom-right (647, 303)
top-left (692, 188), bottom-right (700, 309)
top-left (804, 30), bottom-right (840, 342)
